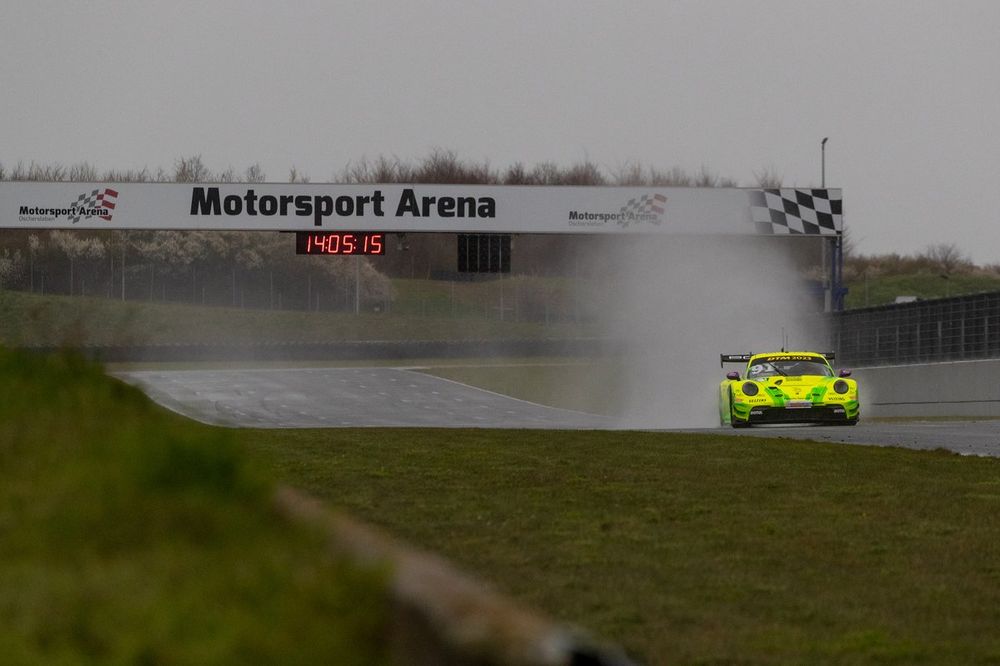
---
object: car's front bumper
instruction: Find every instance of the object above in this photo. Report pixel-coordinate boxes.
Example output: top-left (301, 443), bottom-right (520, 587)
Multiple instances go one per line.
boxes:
top-left (744, 403), bottom-right (859, 424)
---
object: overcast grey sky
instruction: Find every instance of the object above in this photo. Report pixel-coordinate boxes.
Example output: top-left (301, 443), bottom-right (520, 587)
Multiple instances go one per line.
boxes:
top-left (2, 1), bottom-right (998, 261)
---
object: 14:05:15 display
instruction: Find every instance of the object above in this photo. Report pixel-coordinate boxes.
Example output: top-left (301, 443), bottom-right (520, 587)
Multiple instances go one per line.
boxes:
top-left (295, 232), bottom-right (385, 255)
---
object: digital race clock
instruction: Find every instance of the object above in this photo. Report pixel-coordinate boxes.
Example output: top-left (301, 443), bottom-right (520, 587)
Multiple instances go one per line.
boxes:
top-left (295, 232), bottom-right (385, 255)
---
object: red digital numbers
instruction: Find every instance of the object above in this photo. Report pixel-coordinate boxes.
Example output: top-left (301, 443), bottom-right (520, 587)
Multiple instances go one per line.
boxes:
top-left (297, 233), bottom-right (385, 255)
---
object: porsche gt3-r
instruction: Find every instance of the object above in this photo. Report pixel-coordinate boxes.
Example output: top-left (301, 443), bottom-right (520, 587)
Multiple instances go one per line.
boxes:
top-left (719, 352), bottom-right (859, 427)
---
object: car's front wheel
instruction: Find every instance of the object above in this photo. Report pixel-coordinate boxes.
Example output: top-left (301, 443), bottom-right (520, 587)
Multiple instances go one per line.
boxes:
top-left (730, 412), bottom-right (751, 428)
top-left (727, 388), bottom-right (751, 428)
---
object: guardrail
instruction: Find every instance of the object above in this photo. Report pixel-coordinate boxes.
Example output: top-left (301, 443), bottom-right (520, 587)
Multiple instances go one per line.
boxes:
top-left (853, 358), bottom-right (1000, 418)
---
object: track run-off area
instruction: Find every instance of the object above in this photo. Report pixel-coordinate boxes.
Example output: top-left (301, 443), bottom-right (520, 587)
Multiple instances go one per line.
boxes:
top-left (115, 366), bottom-right (1000, 457)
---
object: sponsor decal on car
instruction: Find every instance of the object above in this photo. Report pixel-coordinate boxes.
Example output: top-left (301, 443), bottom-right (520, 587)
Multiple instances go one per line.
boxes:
top-left (759, 354), bottom-right (824, 363)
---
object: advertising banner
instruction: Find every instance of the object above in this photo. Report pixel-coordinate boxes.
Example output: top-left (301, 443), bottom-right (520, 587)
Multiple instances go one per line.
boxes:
top-left (1, 183), bottom-right (843, 236)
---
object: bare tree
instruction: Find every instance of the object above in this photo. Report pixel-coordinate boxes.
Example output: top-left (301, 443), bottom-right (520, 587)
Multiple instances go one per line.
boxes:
top-left (502, 162), bottom-right (529, 185)
top-left (694, 165), bottom-right (724, 187)
top-left (753, 166), bottom-right (783, 188)
top-left (343, 156), bottom-right (413, 184)
top-left (101, 167), bottom-right (151, 182)
top-left (244, 163), bottom-right (266, 183)
top-left (649, 166), bottom-right (693, 186)
top-left (68, 162), bottom-right (99, 181)
top-left (559, 161), bottom-right (606, 186)
top-left (10, 162), bottom-right (67, 181)
top-left (611, 162), bottom-right (645, 186)
top-left (173, 155), bottom-right (212, 183)
top-left (921, 243), bottom-right (971, 276)
top-left (527, 162), bottom-right (561, 185)
top-left (288, 166), bottom-right (310, 183)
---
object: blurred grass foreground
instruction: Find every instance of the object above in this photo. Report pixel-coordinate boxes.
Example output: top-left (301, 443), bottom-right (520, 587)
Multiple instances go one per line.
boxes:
top-left (0, 346), bottom-right (388, 664)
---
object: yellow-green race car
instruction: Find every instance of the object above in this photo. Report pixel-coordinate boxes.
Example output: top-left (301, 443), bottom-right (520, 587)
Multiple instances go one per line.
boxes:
top-left (719, 351), bottom-right (859, 427)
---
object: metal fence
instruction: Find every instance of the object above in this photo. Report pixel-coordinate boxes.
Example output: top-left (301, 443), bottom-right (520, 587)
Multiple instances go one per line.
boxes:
top-left (832, 292), bottom-right (1000, 367)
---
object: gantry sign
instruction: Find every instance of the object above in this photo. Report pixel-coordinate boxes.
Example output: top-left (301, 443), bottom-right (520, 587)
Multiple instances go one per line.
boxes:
top-left (1, 182), bottom-right (846, 306)
top-left (2, 182), bottom-right (842, 236)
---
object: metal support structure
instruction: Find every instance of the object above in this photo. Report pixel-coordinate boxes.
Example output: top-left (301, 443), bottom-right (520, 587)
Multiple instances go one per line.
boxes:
top-left (831, 234), bottom-right (845, 311)
top-left (821, 137), bottom-right (829, 187)
top-left (354, 255), bottom-right (360, 315)
top-left (820, 137), bottom-right (842, 311)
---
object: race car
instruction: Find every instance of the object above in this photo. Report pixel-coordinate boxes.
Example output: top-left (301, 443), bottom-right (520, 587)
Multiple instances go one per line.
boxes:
top-left (719, 351), bottom-right (859, 427)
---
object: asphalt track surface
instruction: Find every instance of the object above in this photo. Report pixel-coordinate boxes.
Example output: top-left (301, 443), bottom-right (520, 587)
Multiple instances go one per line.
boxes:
top-left (116, 367), bottom-right (614, 429)
top-left (116, 367), bottom-right (1000, 457)
top-left (703, 421), bottom-right (1000, 457)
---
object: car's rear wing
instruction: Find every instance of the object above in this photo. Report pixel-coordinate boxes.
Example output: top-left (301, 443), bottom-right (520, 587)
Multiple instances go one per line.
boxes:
top-left (720, 354), bottom-right (752, 367)
top-left (720, 352), bottom-right (837, 368)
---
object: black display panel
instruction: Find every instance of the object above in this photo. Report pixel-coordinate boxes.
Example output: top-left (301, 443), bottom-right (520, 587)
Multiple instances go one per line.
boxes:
top-left (457, 234), bottom-right (510, 273)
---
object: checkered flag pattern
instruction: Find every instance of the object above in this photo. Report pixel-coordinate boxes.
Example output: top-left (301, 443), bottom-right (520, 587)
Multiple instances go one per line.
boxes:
top-left (619, 193), bottom-right (666, 222)
top-left (748, 189), bottom-right (841, 235)
top-left (67, 188), bottom-right (118, 223)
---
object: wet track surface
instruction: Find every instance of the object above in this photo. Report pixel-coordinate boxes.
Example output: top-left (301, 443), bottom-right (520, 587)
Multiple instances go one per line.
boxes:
top-left (116, 367), bottom-right (1000, 456)
top-left (116, 367), bottom-right (613, 429)
top-left (702, 421), bottom-right (1000, 457)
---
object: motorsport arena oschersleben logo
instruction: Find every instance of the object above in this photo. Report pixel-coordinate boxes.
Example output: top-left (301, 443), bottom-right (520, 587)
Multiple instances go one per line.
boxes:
top-left (18, 188), bottom-right (119, 224)
top-left (567, 193), bottom-right (666, 228)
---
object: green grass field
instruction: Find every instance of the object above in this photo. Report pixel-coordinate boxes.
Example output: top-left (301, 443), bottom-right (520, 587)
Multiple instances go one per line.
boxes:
top-left (0, 348), bottom-right (388, 665)
top-left (241, 427), bottom-right (1000, 664)
top-left (844, 272), bottom-right (1000, 309)
top-left (0, 286), bottom-right (592, 347)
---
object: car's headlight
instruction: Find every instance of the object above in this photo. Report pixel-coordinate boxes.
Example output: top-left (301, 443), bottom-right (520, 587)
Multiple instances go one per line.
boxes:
top-left (833, 379), bottom-right (850, 394)
top-left (742, 381), bottom-right (759, 396)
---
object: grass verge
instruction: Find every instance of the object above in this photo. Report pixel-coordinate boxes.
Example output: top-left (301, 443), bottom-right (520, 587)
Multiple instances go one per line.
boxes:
top-left (0, 286), bottom-right (594, 347)
top-left (242, 427), bottom-right (1000, 664)
top-left (0, 348), bottom-right (388, 664)
top-left (844, 272), bottom-right (1000, 309)
top-left (11, 346), bottom-right (1000, 663)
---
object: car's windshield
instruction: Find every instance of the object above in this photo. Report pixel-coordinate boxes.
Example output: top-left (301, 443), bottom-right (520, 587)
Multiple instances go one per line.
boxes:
top-left (746, 359), bottom-right (833, 378)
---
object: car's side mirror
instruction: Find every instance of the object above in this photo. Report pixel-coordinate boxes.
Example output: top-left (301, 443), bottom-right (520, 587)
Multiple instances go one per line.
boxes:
top-left (726, 371), bottom-right (740, 380)
top-left (839, 369), bottom-right (852, 377)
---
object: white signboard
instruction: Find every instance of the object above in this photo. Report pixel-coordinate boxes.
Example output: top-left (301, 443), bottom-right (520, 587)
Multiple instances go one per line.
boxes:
top-left (0, 182), bottom-right (843, 236)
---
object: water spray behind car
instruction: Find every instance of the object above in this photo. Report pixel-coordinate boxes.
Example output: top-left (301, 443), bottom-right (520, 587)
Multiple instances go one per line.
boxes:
top-left (582, 235), bottom-right (828, 429)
